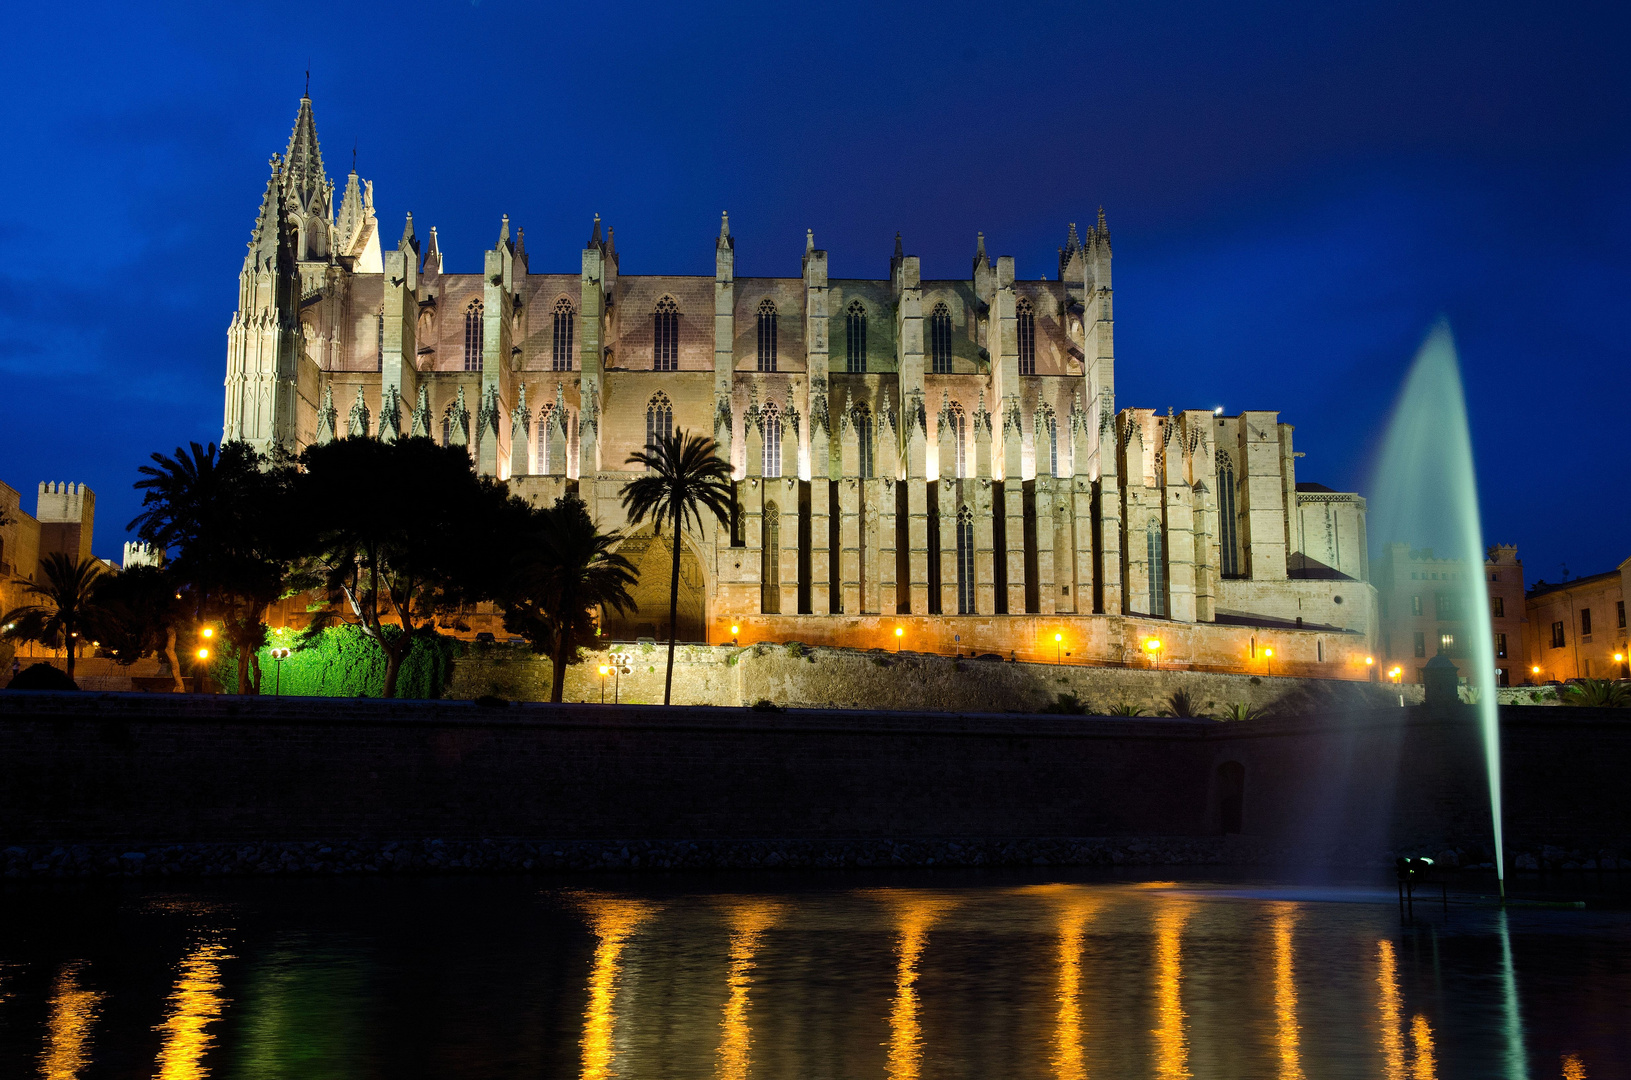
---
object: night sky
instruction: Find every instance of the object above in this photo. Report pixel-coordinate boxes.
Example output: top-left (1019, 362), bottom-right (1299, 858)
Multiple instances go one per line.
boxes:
top-left (2, 2), bottom-right (1625, 582)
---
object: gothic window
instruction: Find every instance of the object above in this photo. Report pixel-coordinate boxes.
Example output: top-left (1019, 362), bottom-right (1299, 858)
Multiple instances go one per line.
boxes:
top-left (948, 401), bottom-right (967, 478)
top-left (653, 297), bottom-right (679, 371)
top-left (846, 301), bottom-right (867, 373)
top-left (1036, 404), bottom-right (1058, 477)
top-left (756, 299), bottom-right (778, 372)
top-left (376, 308), bottom-right (384, 372)
top-left (762, 504), bottom-right (781, 613)
top-left (1216, 454), bottom-right (1241, 578)
top-left (854, 403), bottom-right (874, 479)
top-left (463, 300), bottom-right (484, 372)
top-left (1017, 298), bottom-right (1036, 375)
top-left (956, 505), bottom-right (975, 614)
top-left (552, 298), bottom-right (575, 371)
top-left (762, 402), bottom-right (782, 478)
top-left (1147, 519), bottom-right (1167, 617)
top-left (645, 391), bottom-right (673, 455)
top-left (535, 403), bottom-right (556, 473)
top-left (930, 302), bottom-right (953, 374)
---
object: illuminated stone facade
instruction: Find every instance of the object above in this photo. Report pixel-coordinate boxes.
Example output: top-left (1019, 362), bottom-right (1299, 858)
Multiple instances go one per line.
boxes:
top-left (223, 95), bottom-right (1375, 674)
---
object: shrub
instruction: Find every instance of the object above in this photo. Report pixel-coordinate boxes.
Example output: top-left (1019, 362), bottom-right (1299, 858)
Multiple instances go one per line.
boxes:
top-left (785, 642), bottom-right (807, 659)
top-left (871, 655), bottom-right (891, 668)
top-left (1040, 692), bottom-right (1089, 715)
top-left (210, 624), bottom-right (455, 699)
top-left (1220, 702), bottom-right (1262, 722)
top-left (750, 698), bottom-right (782, 712)
top-left (1106, 702), bottom-right (1145, 717)
top-left (1562, 679), bottom-right (1631, 708)
top-left (5, 662), bottom-right (78, 691)
top-left (1164, 688), bottom-right (1205, 717)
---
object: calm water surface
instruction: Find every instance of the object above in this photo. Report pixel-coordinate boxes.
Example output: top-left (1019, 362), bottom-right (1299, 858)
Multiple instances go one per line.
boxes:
top-left (0, 872), bottom-right (1624, 1078)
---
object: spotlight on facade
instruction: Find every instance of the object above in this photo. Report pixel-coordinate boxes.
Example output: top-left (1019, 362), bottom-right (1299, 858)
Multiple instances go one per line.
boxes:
top-left (1532, 665), bottom-right (1540, 674)
top-left (1616, 653), bottom-right (1625, 664)
top-left (1144, 637), bottom-right (1162, 670)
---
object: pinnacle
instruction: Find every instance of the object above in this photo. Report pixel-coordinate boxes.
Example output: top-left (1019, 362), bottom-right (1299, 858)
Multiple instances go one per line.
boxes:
top-left (1096, 206), bottom-right (1108, 234)
top-left (283, 93), bottom-right (327, 196)
top-left (720, 211), bottom-right (730, 238)
top-left (500, 214), bottom-right (510, 245)
top-left (589, 213), bottom-right (601, 246)
top-left (893, 231), bottom-right (904, 258)
top-left (806, 228), bottom-right (814, 253)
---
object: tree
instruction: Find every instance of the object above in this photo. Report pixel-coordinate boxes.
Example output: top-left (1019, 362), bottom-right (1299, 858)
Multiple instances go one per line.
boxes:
top-left (499, 495), bottom-right (638, 703)
top-left (297, 436), bottom-right (511, 698)
top-left (620, 430), bottom-right (734, 705)
top-left (129, 441), bottom-right (298, 694)
top-left (94, 565), bottom-right (190, 691)
top-left (1563, 679), bottom-right (1631, 708)
top-left (0, 553), bottom-right (108, 683)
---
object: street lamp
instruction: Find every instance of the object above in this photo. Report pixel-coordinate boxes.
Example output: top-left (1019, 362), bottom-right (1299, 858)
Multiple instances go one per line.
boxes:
top-left (895, 626), bottom-right (904, 652)
top-left (598, 664), bottom-right (610, 704)
top-left (269, 647), bottom-right (291, 696)
top-left (1144, 637), bottom-right (1162, 670)
top-left (730, 623), bottom-right (740, 646)
top-left (1055, 632), bottom-right (1064, 665)
top-left (1263, 647), bottom-right (1273, 677)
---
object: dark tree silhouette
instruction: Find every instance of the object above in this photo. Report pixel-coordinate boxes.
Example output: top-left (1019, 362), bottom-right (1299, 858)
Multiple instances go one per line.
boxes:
top-left (0, 553), bottom-right (108, 683)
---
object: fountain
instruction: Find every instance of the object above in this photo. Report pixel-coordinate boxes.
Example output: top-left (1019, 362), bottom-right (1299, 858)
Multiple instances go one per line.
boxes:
top-left (1369, 320), bottom-right (1505, 896)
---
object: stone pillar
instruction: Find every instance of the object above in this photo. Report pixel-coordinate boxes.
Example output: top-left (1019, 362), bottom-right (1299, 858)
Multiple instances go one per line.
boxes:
top-left (905, 390), bottom-right (930, 612)
top-left (973, 395), bottom-right (996, 614)
top-left (1238, 410), bottom-right (1288, 580)
top-left (715, 213), bottom-right (737, 471)
top-left (478, 217), bottom-right (518, 477)
top-left (1096, 407), bottom-right (1123, 614)
top-left (1069, 396), bottom-right (1094, 614)
top-left (509, 383), bottom-right (530, 477)
top-left (1194, 479), bottom-right (1218, 623)
top-left (778, 475), bottom-right (801, 616)
top-left (1035, 476), bottom-right (1057, 615)
top-left (839, 407), bottom-right (861, 615)
top-left (809, 400), bottom-right (832, 614)
top-left (1120, 413), bottom-right (1149, 615)
top-left (937, 480), bottom-right (961, 615)
top-left (743, 397), bottom-right (764, 610)
top-left (380, 220), bottom-right (418, 443)
top-left (578, 220), bottom-right (606, 480)
top-left (1002, 395), bottom-right (1026, 614)
top-left (875, 477), bottom-right (897, 614)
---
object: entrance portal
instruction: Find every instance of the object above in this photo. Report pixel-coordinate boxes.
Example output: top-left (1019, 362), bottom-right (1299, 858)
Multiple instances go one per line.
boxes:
top-left (603, 528), bottom-right (708, 643)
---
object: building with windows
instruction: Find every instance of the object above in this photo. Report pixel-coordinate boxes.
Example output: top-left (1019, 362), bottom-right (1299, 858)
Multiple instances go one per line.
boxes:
top-left (1374, 543), bottom-right (1527, 686)
top-left (222, 94), bottom-right (1376, 671)
top-left (1525, 560), bottom-right (1631, 682)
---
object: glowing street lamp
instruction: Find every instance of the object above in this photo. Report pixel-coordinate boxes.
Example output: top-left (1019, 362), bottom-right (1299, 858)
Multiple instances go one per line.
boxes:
top-left (1055, 632), bottom-right (1064, 665)
top-left (196, 648), bottom-right (209, 661)
top-left (1144, 637), bottom-right (1162, 670)
top-left (201, 627), bottom-right (213, 639)
top-left (1263, 647), bottom-right (1274, 677)
top-left (895, 626), bottom-right (905, 652)
top-left (730, 623), bottom-right (740, 646)
top-left (269, 646), bottom-right (291, 696)
top-left (598, 664), bottom-right (610, 704)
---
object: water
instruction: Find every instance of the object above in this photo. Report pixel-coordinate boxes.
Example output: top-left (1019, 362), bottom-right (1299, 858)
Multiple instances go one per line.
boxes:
top-left (1, 873), bottom-right (1626, 1079)
top-left (1369, 321), bottom-right (1505, 888)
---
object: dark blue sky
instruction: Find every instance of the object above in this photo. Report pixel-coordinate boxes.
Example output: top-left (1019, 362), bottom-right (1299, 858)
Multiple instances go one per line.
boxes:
top-left (2, 1), bottom-right (1626, 581)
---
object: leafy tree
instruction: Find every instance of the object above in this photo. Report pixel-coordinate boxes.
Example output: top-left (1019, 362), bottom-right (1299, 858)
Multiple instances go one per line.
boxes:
top-left (129, 441), bottom-right (299, 694)
top-left (296, 436), bottom-right (513, 698)
top-left (620, 430), bottom-right (733, 705)
top-left (93, 565), bottom-right (190, 691)
top-left (499, 495), bottom-right (637, 703)
top-left (0, 553), bottom-right (108, 683)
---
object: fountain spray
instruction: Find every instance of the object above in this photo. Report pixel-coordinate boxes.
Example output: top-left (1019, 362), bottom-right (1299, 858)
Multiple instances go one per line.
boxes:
top-left (1371, 322), bottom-right (1505, 898)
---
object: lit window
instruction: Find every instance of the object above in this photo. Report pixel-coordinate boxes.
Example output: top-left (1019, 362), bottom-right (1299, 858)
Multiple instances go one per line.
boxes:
top-left (930, 302), bottom-right (952, 374)
top-left (756, 299), bottom-right (778, 372)
top-left (654, 297), bottom-right (678, 371)
top-left (1146, 520), bottom-right (1166, 617)
top-left (463, 300), bottom-right (484, 372)
top-left (762, 401), bottom-right (782, 478)
top-left (1017, 298), bottom-right (1036, 375)
top-left (762, 503), bottom-right (781, 613)
top-left (1216, 453), bottom-right (1240, 578)
top-left (645, 391), bottom-right (673, 456)
top-left (948, 401), bottom-right (967, 479)
top-left (854, 403), bottom-right (873, 478)
top-left (956, 505), bottom-right (975, 614)
top-left (846, 301), bottom-right (867, 373)
top-left (552, 298), bottom-right (575, 371)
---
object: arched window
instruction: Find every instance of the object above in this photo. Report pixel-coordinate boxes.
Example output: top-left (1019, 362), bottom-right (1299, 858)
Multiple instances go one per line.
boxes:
top-left (756, 299), bottom-right (778, 372)
top-left (846, 301), bottom-right (867, 373)
top-left (463, 300), bottom-right (484, 372)
top-left (376, 308), bottom-right (385, 372)
top-left (762, 401), bottom-right (782, 478)
top-left (1017, 298), bottom-right (1036, 375)
top-left (1216, 453), bottom-right (1241, 578)
top-left (956, 505), bottom-right (975, 615)
top-left (535, 403), bottom-right (556, 473)
top-left (645, 391), bottom-right (673, 456)
top-left (1036, 404), bottom-right (1058, 478)
top-left (930, 302), bottom-right (953, 374)
top-left (948, 401), bottom-right (967, 479)
top-left (653, 297), bottom-right (678, 371)
top-left (552, 298), bottom-right (575, 371)
top-left (762, 503), bottom-right (781, 613)
top-left (1147, 519), bottom-right (1167, 617)
top-left (854, 403), bottom-right (874, 479)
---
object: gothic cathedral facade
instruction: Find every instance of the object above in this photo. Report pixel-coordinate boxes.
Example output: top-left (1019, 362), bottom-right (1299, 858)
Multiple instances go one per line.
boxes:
top-left (224, 94), bottom-right (1375, 671)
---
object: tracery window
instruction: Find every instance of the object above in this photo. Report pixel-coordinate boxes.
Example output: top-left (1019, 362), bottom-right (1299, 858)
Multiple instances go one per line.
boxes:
top-left (756, 299), bottom-right (778, 372)
top-left (1036, 404), bottom-right (1058, 477)
top-left (653, 297), bottom-right (678, 371)
top-left (761, 401), bottom-right (782, 478)
top-left (1017, 298), bottom-right (1036, 375)
top-left (535, 403), bottom-right (556, 474)
top-left (956, 505), bottom-right (975, 615)
top-left (645, 391), bottom-right (673, 456)
top-left (463, 300), bottom-right (484, 372)
top-left (1147, 519), bottom-right (1167, 617)
top-left (947, 401), bottom-right (967, 479)
top-left (846, 301), bottom-right (867, 373)
top-left (552, 298), bottom-right (575, 371)
top-left (854, 403), bottom-right (874, 479)
top-left (930, 302), bottom-right (953, 374)
top-left (1216, 454), bottom-right (1241, 578)
top-left (762, 503), bottom-right (781, 613)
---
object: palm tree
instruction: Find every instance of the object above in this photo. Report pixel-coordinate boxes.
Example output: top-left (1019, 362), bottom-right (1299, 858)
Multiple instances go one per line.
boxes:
top-left (1, 553), bottom-right (108, 683)
top-left (620, 430), bottom-right (734, 705)
top-left (1562, 679), bottom-right (1631, 708)
top-left (502, 496), bottom-right (638, 703)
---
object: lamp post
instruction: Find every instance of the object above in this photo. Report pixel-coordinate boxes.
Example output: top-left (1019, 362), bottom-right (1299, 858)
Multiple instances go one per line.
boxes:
top-left (269, 647), bottom-right (291, 696)
top-left (1263, 647), bottom-right (1273, 677)
top-left (730, 623), bottom-right (740, 646)
top-left (1144, 637), bottom-right (1162, 671)
top-left (895, 626), bottom-right (904, 652)
top-left (1365, 655), bottom-right (1375, 681)
top-left (598, 664), bottom-right (609, 704)
top-left (1055, 632), bottom-right (1064, 665)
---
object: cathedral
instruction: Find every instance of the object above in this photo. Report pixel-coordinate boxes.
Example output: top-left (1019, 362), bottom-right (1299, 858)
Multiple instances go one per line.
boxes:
top-left (224, 94), bottom-right (1374, 674)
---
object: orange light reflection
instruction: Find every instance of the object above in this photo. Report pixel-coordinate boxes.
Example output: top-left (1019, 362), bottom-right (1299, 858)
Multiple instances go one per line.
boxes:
top-left (1050, 892), bottom-right (1098, 1080)
top-left (1152, 902), bottom-right (1191, 1080)
top-left (1272, 908), bottom-right (1305, 1080)
top-left (868, 892), bottom-right (956, 1080)
top-left (1562, 1053), bottom-right (1588, 1079)
top-left (716, 899), bottom-right (781, 1080)
top-left (1410, 1013), bottom-right (1438, 1080)
top-left (40, 961), bottom-right (104, 1080)
top-left (153, 939), bottom-right (233, 1080)
top-left (576, 893), bottom-right (660, 1080)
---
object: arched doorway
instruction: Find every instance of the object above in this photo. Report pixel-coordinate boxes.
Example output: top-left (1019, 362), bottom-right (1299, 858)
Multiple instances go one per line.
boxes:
top-left (603, 527), bottom-right (708, 643)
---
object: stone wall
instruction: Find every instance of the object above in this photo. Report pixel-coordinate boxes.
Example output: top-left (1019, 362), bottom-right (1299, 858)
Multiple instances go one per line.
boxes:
top-left (450, 641), bottom-right (1422, 715)
top-left (1, 693), bottom-right (1624, 872)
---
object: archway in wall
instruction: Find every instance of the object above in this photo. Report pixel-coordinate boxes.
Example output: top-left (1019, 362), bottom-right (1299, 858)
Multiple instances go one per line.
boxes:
top-left (603, 527), bottom-right (709, 643)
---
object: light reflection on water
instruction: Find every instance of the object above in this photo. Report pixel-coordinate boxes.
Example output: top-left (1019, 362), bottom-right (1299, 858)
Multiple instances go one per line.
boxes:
top-left (0, 878), bottom-right (1626, 1078)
